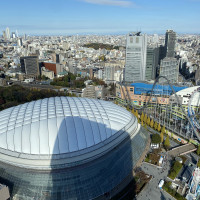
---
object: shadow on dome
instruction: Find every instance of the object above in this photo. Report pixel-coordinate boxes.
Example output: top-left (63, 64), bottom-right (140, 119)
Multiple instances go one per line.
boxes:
top-left (0, 115), bottom-right (149, 200)
top-left (42, 116), bottom-right (150, 200)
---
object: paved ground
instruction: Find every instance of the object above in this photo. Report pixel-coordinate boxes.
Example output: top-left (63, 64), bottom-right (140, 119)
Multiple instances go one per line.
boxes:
top-left (136, 161), bottom-right (175, 200)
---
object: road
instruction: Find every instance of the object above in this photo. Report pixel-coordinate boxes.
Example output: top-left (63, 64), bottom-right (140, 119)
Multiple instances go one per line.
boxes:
top-left (136, 162), bottom-right (175, 200)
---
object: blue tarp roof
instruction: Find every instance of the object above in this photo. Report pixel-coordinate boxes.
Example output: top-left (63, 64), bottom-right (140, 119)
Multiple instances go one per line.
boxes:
top-left (130, 82), bottom-right (187, 95)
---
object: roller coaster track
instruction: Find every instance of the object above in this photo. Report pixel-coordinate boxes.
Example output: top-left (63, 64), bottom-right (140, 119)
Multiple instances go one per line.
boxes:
top-left (188, 88), bottom-right (200, 132)
top-left (120, 76), bottom-right (199, 140)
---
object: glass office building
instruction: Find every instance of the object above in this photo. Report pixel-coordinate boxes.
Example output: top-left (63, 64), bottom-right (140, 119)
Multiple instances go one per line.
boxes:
top-left (0, 97), bottom-right (149, 200)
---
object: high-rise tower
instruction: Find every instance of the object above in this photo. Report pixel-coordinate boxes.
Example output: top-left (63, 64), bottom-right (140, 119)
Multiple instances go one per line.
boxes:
top-left (6, 27), bottom-right (10, 39)
top-left (2, 31), bottom-right (6, 40)
top-left (145, 45), bottom-right (159, 80)
top-left (20, 56), bottom-right (39, 77)
top-left (159, 57), bottom-right (178, 83)
top-left (165, 30), bottom-right (176, 58)
top-left (124, 32), bottom-right (147, 83)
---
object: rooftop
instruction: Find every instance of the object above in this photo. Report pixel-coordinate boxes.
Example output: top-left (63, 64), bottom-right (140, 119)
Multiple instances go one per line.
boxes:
top-left (0, 97), bottom-right (138, 169)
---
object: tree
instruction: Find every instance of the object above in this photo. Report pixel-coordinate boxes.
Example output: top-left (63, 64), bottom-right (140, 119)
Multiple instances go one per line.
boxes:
top-left (41, 75), bottom-right (48, 80)
top-left (154, 121), bottom-right (158, 130)
top-left (161, 125), bottom-right (165, 134)
top-left (157, 123), bottom-right (161, 132)
top-left (144, 114), bottom-right (147, 124)
top-left (135, 110), bottom-right (139, 119)
top-left (164, 135), bottom-right (170, 149)
top-left (147, 117), bottom-right (150, 126)
top-left (126, 106), bottom-right (130, 111)
top-left (152, 134), bottom-right (161, 144)
top-left (99, 55), bottom-right (106, 61)
top-left (150, 119), bottom-right (154, 128)
top-left (141, 112), bottom-right (144, 122)
top-left (197, 160), bottom-right (200, 168)
top-left (197, 145), bottom-right (200, 156)
top-left (160, 132), bottom-right (164, 143)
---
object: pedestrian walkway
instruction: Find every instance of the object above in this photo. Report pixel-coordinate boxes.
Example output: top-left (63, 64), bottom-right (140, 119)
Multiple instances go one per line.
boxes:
top-left (168, 143), bottom-right (197, 157)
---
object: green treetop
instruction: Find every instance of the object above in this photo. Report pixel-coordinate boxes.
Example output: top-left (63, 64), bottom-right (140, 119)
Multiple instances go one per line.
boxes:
top-left (144, 114), bottom-right (147, 124)
top-left (161, 125), bottom-right (165, 134)
top-left (154, 121), bottom-right (158, 130)
top-left (160, 131), bottom-right (164, 143)
top-left (164, 135), bottom-right (170, 149)
top-left (150, 119), bottom-right (154, 128)
top-left (152, 134), bottom-right (161, 144)
top-left (147, 117), bottom-right (150, 126)
top-left (135, 110), bottom-right (139, 119)
top-left (141, 112), bottom-right (144, 122)
top-left (157, 123), bottom-right (161, 132)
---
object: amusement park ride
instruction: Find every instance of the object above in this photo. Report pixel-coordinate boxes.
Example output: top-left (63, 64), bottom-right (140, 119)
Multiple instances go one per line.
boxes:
top-left (120, 76), bottom-right (200, 142)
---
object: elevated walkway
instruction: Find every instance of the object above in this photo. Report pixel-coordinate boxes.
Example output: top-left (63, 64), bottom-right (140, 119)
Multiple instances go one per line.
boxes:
top-left (168, 143), bottom-right (197, 157)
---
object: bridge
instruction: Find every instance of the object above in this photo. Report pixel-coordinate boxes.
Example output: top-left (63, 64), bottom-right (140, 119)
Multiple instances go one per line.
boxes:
top-left (168, 144), bottom-right (197, 157)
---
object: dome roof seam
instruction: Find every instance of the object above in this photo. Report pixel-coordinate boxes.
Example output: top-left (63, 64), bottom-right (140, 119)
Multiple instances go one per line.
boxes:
top-left (54, 97), bottom-right (61, 155)
top-left (47, 98), bottom-right (51, 155)
top-left (77, 97), bottom-right (95, 147)
top-left (91, 99), bottom-right (112, 138)
top-left (71, 97), bottom-right (88, 149)
top-left (60, 97), bottom-right (70, 153)
top-left (84, 98), bottom-right (103, 143)
top-left (66, 97), bottom-right (79, 151)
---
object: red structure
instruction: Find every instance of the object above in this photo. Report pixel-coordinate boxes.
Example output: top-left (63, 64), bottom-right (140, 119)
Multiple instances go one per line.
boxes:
top-left (43, 62), bottom-right (57, 75)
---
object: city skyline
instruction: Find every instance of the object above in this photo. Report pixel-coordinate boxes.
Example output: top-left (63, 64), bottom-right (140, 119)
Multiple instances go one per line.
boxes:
top-left (1, 0), bottom-right (200, 35)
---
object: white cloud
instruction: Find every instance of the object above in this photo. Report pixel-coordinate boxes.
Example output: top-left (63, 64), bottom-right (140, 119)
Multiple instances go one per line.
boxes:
top-left (82, 0), bottom-right (133, 7)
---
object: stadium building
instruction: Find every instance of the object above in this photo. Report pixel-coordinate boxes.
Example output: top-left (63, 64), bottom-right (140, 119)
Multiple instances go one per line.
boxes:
top-left (0, 97), bottom-right (149, 200)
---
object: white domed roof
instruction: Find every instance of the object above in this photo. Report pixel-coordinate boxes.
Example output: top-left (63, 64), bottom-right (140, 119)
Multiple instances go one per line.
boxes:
top-left (0, 97), bottom-right (134, 158)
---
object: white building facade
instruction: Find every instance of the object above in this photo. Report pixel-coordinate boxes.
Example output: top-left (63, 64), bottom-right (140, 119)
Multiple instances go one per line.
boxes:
top-left (124, 32), bottom-right (147, 83)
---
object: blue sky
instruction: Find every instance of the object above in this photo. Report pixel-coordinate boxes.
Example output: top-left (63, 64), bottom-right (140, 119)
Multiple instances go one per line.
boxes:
top-left (1, 0), bottom-right (200, 35)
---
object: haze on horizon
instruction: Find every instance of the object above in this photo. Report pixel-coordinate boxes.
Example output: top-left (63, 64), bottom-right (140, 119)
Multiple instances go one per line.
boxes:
top-left (1, 0), bottom-right (200, 35)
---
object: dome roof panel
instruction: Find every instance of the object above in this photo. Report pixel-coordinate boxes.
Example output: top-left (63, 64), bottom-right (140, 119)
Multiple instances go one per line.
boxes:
top-left (0, 97), bottom-right (133, 157)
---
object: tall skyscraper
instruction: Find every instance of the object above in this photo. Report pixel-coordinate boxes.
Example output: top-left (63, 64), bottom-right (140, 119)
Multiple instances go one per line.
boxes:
top-left (104, 66), bottom-right (115, 83)
top-left (20, 56), bottom-right (40, 77)
top-left (6, 27), bottom-right (10, 39)
top-left (145, 46), bottom-right (159, 80)
top-left (11, 32), bottom-right (16, 39)
top-left (159, 57), bottom-right (178, 83)
top-left (17, 38), bottom-right (23, 46)
top-left (16, 30), bottom-right (18, 37)
top-left (124, 32), bottom-right (147, 83)
top-left (165, 30), bottom-right (176, 58)
top-left (2, 31), bottom-right (6, 40)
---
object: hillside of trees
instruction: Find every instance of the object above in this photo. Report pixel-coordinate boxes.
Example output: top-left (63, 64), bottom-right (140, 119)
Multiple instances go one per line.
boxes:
top-left (0, 85), bottom-right (66, 111)
top-left (83, 43), bottom-right (120, 50)
top-left (50, 73), bottom-right (86, 88)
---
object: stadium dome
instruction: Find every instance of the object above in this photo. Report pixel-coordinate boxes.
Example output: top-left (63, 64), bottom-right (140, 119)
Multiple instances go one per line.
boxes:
top-left (0, 97), bottom-right (149, 200)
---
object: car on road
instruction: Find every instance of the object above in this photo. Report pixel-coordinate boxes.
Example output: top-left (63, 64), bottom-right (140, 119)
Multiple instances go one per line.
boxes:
top-left (158, 179), bottom-right (164, 189)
